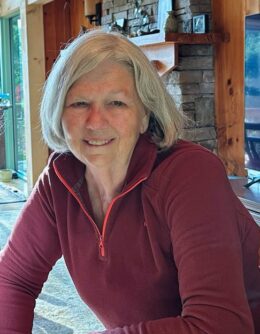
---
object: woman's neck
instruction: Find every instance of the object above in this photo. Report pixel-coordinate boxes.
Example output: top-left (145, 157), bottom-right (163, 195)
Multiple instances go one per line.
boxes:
top-left (86, 165), bottom-right (127, 199)
top-left (85, 165), bottom-right (128, 228)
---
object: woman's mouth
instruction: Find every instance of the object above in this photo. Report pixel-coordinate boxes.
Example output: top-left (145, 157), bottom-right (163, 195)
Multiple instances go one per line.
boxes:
top-left (84, 139), bottom-right (114, 146)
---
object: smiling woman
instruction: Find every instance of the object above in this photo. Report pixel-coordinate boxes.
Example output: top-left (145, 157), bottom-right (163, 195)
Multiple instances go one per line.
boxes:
top-left (62, 60), bottom-right (149, 227)
top-left (0, 30), bottom-right (260, 334)
top-left (41, 32), bottom-right (183, 152)
top-left (62, 61), bottom-right (148, 169)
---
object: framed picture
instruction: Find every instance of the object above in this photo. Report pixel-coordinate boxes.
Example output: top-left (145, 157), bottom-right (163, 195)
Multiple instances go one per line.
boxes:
top-left (192, 14), bottom-right (208, 34)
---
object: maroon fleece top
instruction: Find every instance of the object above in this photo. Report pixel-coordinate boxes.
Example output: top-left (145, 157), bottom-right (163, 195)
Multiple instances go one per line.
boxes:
top-left (0, 135), bottom-right (259, 334)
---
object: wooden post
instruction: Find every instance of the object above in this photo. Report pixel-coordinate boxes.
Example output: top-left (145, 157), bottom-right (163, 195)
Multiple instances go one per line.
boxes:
top-left (20, 0), bottom-right (48, 193)
top-left (212, 0), bottom-right (246, 175)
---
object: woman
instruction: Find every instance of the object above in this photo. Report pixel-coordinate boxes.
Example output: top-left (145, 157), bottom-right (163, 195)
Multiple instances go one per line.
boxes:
top-left (0, 31), bottom-right (259, 333)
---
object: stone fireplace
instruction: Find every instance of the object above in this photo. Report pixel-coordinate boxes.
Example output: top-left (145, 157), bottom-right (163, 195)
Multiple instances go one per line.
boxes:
top-left (101, 0), bottom-right (216, 151)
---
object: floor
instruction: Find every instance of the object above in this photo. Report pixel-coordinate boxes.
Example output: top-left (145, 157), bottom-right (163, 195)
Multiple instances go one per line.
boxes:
top-left (0, 180), bottom-right (104, 334)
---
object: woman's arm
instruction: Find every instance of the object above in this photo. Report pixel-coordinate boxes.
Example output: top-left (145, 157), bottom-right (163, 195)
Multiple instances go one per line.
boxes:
top-left (0, 169), bottom-right (62, 333)
top-left (90, 149), bottom-right (257, 334)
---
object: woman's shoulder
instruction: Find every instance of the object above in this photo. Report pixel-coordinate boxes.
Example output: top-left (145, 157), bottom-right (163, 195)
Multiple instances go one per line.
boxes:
top-left (37, 151), bottom-right (80, 190)
top-left (147, 140), bottom-right (228, 192)
top-left (45, 151), bottom-right (83, 175)
top-left (156, 140), bottom-right (223, 172)
top-left (47, 151), bottom-right (74, 167)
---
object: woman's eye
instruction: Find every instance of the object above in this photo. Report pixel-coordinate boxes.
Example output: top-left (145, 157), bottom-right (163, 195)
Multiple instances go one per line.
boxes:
top-left (71, 101), bottom-right (89, 108)
top-left (110, 101), bottom-right (125, 107)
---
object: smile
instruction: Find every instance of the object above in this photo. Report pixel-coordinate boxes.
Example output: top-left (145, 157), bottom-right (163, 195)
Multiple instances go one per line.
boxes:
top-left (85, 139), bottom-right (114, 146)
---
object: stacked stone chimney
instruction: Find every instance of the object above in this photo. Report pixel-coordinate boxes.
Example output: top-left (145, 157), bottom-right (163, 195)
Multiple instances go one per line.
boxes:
top-left (102, 0), bottom-right (216, 151)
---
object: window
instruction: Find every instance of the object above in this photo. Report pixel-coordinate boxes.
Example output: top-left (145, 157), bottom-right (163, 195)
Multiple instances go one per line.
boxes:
top-left (245, 13), bottom-right (260, 174)
top-left (0, 14), bottom-right (26, 179)
top-left (10, 15), bottom-right (26, 178)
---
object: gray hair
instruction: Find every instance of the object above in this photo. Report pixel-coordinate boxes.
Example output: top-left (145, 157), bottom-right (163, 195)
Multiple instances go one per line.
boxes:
top-left (40, 30), bottom-right (184, 152)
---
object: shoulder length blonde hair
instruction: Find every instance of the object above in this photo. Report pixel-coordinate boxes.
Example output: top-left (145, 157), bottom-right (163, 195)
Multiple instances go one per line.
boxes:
top-left (40, 30), bottom-right (184, 152)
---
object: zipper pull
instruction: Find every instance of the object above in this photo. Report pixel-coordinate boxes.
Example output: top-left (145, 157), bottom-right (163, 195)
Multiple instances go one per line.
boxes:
top-left (99, 238), bottom-right (105, 257)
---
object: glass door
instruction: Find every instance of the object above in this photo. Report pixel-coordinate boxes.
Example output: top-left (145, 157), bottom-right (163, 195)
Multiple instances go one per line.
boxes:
top-left (9, 15), bottom-right (26, 178)
top-left (0, 14), bottom-right (26, 179)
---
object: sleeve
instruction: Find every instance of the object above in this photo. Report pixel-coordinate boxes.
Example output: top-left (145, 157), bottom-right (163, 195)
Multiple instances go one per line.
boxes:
top-left (0, 166), bottom-right (62, 333)
top-left (94, 150), bottom-right (255, 334)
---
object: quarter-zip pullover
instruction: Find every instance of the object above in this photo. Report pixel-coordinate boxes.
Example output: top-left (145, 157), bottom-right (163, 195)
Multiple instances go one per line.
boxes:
top-left (0, 135), bottom-right (259, 333)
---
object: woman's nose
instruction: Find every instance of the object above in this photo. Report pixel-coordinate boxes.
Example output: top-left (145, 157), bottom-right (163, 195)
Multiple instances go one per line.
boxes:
top-left (85, 105), bottom-right (107, 130)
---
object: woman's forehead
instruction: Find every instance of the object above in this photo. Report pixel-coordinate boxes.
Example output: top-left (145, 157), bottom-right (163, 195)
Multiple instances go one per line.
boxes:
top-left (69, 61), bottom-right (135, 92)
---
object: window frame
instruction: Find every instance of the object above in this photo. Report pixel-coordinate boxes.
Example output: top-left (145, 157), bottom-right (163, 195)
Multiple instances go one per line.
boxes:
top-left (0, 16), bottom-right (15, 170)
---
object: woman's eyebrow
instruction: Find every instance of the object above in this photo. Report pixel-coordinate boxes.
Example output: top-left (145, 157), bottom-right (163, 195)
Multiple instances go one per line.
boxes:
top-left (108, 89), bottom-right (130, 96)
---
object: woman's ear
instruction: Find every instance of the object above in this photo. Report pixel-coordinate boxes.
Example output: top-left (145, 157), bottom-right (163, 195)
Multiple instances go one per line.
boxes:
top-left (140, 110), bottom-right (150, 134)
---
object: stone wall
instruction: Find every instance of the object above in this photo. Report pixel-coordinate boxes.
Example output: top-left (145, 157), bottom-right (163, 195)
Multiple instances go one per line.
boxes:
top-left (172, 0), bottom-right (216, 151)
top-left (102, 0), bottom-right (216, 151)
top-left (102, 0), bottom-right (158, 36)
top-left (164, 43), bottom-right (216, 150)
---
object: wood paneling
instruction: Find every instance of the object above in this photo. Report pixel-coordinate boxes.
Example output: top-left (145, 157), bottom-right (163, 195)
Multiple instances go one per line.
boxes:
top-left (43, 0), bottom-right (71, 75)
top-left (43, 0), bottom-right (93, 75)
top-left (246, 0), bottom-right (260, 15)
top-left (70, 0), bottom-right (91, 38)
top-left (212, 0), bottom-right (246, 176)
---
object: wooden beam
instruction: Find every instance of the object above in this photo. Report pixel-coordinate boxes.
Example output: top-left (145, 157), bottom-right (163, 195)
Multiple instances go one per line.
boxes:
top-left (0, 0), bottom-right (20, 16)
top-left (246, 0), bottom-right (260, 15)
top-left (212, 0), bottom-right (246, 176)
top-left (20, 1), bottom-right (48, 192)
top-left (0, 0), bottom-right (53, 16)
top-left (165, 32), bottom-right (229, 44)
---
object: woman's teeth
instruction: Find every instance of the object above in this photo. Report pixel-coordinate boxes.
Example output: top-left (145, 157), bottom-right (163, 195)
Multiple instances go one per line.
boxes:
top-left (87, 139), bottom-right (111, 146)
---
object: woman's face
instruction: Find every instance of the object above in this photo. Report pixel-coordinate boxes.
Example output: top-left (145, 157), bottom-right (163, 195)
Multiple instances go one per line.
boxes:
top-left (62, 61), bottom-right (149, 170)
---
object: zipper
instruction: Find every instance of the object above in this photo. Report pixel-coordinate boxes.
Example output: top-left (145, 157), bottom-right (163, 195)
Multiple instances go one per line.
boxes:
top-left (100, 176), bottom-right (148, 257)
top-left (54, 164), bottom-right (147, 258)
